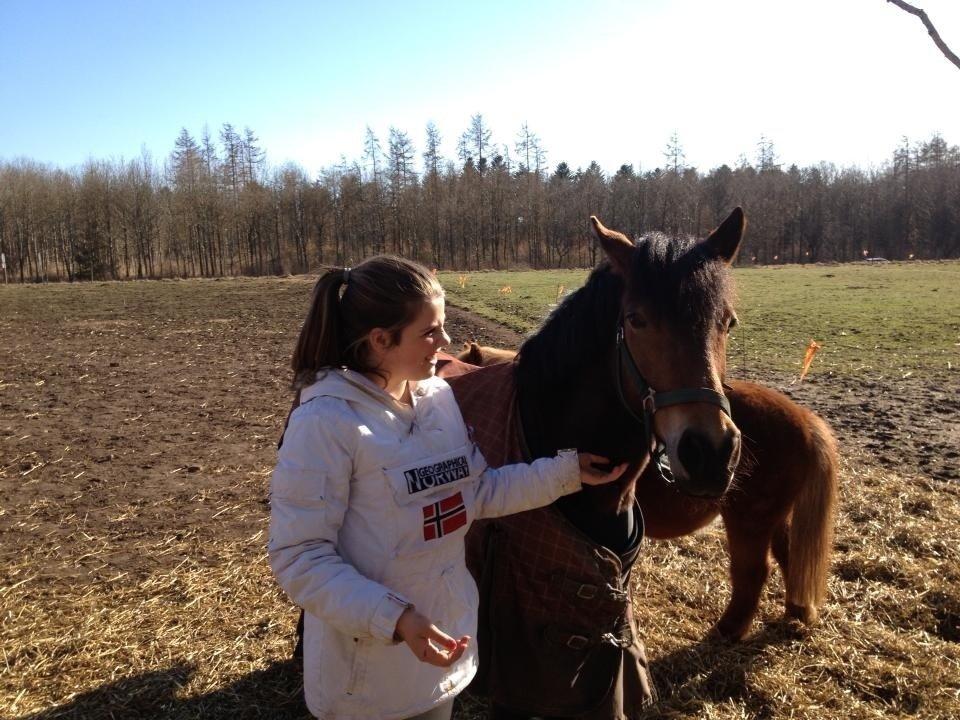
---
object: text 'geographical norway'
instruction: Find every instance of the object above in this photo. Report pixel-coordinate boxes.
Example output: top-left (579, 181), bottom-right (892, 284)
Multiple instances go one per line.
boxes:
top-left (403, 456), bottom-right (469, 494)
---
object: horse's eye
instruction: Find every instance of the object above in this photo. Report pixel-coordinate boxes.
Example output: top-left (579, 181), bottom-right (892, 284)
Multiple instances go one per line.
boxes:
top-left (726, 316), bottom-right (738, 332)
top-left (626, 313), bottom-right (648, 329)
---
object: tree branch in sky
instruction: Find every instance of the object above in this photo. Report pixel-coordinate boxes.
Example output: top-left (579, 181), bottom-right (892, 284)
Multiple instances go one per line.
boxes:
top-left (887, 0), bottom-right (960, 71)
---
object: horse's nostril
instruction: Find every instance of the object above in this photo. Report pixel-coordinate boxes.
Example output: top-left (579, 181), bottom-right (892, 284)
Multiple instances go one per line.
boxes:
top-left (721, 431), bottom-right (740, 468)
top-left (678, 429), bottom-right (710, 478)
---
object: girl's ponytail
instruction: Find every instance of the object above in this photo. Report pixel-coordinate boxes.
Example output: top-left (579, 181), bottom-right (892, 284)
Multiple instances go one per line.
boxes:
top-left (291, 268), bottom-right (349, 390)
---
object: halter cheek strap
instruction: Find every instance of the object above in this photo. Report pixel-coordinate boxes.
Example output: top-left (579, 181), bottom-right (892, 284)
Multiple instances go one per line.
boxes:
top-left (614, 323), bottom-right (732, 483)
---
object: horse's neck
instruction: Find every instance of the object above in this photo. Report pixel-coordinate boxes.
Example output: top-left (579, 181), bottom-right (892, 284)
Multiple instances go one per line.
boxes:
top-left (518, 349), bottom-right (645, 530)
top-left (519, 350), bottom-right (643, 464)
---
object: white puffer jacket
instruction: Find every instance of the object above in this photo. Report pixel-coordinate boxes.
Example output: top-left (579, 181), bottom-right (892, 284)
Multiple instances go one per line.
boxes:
top-left (269, 369), bottom-right (581, 720)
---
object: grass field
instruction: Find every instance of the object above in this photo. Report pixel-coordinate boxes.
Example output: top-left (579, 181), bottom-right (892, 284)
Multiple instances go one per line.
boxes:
top-left (2, 265), bottom-right (959, 719)
top-left (439, 261), bottom-right (960, 380)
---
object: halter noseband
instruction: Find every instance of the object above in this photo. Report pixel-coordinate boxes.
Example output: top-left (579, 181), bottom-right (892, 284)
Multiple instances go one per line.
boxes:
top-left (613, 321), bottom-right (732, 484)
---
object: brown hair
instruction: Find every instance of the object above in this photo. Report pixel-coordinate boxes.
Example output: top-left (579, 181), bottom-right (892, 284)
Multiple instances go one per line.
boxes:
top-left (291, 255), bottom-right (443, 389)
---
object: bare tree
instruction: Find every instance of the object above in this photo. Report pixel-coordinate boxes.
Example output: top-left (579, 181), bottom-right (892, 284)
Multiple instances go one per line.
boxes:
top-left (663, 131), bottom-right (686, 174)
top-left (363, 127), bottom-right (387, 254)
top-left (514, 122), bottom-right (548, 266)
top-left (387, 127), bottom-right (416, 256)
top-left (460, 113), bottom-right (493, 172)
top-left (756, 135), bottom-right (779, 172)
top-left (887, 0), bottom-right (960, 70)
top-left (422, 122), bottom-right (444, 265)
top-left (220, 123), bottom-right (244, 272)
top-left (242, 127), bottom-right (266, 185)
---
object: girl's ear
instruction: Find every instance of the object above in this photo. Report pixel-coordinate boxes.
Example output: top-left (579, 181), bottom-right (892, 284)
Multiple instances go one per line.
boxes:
top-left (367, 327), bottom-right (392, 355)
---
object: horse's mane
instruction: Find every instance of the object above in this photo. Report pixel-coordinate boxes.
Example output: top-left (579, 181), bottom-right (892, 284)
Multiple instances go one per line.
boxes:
top-left (516, 261), bottom-right (622, 389)
top-left (517, 232), bottom-right (732, 389)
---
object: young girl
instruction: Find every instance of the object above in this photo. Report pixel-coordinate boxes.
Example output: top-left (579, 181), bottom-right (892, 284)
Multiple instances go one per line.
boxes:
top-left (269, 256), bottom-right (625, 720)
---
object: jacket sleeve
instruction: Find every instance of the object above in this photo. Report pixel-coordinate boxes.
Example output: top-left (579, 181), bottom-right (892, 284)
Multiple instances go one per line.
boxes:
top-left (268, 405), bottom-right (409, 644)
top-left (471, 445), bottom-right (582, 520)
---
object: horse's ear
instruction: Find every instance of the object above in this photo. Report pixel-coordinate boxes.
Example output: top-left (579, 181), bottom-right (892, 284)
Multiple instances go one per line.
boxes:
top-left (590, 216), bottom-right (634, 274)
top-left (701, 207), bottom-right (746, 265)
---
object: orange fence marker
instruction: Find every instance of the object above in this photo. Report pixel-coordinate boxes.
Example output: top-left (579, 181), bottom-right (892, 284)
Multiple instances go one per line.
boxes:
top-left (799, 339), bottom-right (822, 381)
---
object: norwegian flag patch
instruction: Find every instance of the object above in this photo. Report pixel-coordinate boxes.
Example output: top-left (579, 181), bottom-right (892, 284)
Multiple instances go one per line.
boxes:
top-left (422, 491), bottom-right (468, 541)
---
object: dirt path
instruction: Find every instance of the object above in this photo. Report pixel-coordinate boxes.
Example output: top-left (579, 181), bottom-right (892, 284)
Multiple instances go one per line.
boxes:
top-left (444, 303), bottom-right (525, 350)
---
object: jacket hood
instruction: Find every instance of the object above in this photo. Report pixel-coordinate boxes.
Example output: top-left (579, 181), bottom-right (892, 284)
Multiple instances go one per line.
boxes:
top-left (299, 368), bottom-right (420, 416)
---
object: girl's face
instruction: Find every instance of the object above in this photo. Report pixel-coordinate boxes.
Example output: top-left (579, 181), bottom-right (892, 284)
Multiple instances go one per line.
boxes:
top-left (375, 296), bottom-right (450, 384)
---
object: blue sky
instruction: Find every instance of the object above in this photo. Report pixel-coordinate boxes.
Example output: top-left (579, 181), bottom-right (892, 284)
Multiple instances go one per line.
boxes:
top-left (1, 0), bottom-right (958, 175)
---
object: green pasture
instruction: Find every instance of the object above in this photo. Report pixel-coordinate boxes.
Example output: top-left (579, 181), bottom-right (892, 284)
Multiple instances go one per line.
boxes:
top-left (438, 261), bottom-right (960, 381)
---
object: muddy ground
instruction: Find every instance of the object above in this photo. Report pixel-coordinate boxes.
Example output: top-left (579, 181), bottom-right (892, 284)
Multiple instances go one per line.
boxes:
top-left (2, 277), bottom-right (958, 718)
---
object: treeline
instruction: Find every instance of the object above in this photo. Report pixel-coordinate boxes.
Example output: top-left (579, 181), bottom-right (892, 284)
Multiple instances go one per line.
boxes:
top-left (1, 118), bottom-right (958, 282)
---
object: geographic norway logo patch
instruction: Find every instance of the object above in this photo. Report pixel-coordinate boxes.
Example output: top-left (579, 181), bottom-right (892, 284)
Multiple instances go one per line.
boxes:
top-left (403, 455), bottom-right (469, 495)
top-left (422, 491), bottom-right (468, 541)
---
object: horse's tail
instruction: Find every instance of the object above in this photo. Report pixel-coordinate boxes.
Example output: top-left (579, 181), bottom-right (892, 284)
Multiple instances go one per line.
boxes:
top-left (785, 413), bottom-right (838, 623)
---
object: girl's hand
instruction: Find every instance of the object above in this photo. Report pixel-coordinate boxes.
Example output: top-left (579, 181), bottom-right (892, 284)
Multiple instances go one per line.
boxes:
top-left (395, 607), bottom-right (470, 667)
top-left (578, 453), bottom-right (629, 486)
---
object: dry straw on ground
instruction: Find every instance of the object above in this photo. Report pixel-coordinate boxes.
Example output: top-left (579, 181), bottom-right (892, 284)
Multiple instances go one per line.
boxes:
top-left (4, 449), bottom-right (958, 719)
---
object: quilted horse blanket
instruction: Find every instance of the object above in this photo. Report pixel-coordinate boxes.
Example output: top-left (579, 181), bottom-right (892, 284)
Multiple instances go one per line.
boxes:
top-left (443, 358), bottom-right (656, 719)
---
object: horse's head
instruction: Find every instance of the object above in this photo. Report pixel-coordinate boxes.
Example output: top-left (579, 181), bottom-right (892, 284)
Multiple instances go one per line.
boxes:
top-left (591, 209), bottom-right (744, 498)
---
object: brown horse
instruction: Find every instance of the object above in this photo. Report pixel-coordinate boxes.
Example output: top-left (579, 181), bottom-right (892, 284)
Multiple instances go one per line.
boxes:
top-left (447, 208), bottom-right (838, 717)
top-left (456, 341), bottom-right (518, 367)
top-left (455, 348), bottom-right (838, 640)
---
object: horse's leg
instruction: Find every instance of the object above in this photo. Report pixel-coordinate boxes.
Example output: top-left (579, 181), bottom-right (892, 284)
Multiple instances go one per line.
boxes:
top-left (771, 519), bottom-right (812, 624)
top-left (770, 519), bottom-right (811, 625)
top-left (712, 512), bottom-right (775, 641)
top-left (770, 519), bottom-right (789, 580)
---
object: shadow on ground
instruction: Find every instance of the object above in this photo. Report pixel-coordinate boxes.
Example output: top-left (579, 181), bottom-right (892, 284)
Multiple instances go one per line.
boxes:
top-left (640, 622), bottom-right (804, 718)
top-left (21, 660), bottom-right (310, 720)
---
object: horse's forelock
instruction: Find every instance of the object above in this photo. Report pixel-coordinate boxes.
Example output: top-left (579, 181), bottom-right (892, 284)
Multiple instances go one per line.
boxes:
top-left (629, 233), bottom-right (732, 329)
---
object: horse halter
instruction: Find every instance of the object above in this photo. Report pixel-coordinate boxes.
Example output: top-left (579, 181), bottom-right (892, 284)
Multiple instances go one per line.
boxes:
top-left (613, 320), bottom-right (732, 484)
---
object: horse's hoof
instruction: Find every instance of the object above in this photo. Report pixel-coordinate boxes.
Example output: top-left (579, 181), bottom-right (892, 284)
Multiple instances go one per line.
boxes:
top-left (785, 601), bottom-right (818, 625)
top-left (708, 621), bottom-right (748, 643)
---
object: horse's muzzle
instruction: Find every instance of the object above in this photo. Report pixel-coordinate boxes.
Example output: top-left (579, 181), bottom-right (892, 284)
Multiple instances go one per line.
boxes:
top-left (674, 427), bottom-right (741, 497)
